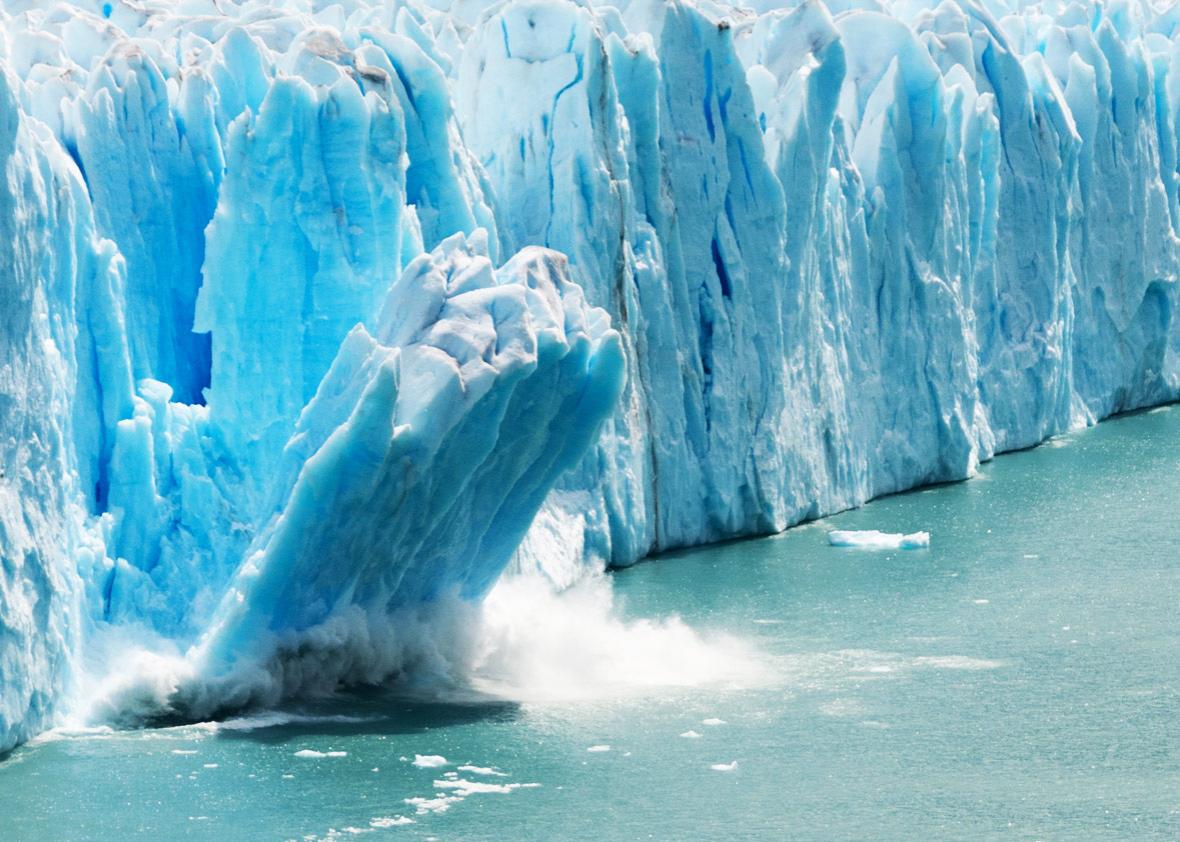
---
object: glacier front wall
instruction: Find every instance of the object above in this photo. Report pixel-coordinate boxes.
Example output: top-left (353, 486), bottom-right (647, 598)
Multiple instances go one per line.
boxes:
top-left (2, 0), bottom-right (1180, 748)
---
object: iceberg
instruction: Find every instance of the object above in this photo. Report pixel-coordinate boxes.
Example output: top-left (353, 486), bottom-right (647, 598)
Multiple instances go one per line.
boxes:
top-left (828, 530), bottom-right (931, 550)
top-left (3, 0), bottom-right (1180, 749)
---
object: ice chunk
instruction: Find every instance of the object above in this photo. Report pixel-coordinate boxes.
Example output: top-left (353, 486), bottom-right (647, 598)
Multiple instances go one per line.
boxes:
top-left (828, 530), bottom-right (930, 550)
top-left (412, 755), bottom-right (449, 768)
top-left (433, 779), bottom-right (541, 795)
top-left (370, 817), bottom-right (415, 828)
top-left (457, 765), bottom-right (507, 776)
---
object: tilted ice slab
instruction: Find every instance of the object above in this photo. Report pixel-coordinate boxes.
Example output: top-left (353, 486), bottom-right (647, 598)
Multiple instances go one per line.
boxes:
top-left (4, 0), bottom-right (1180, 748)
top-left (91, 233), bottom-right (624, 722)
top-left (177, 236), bottom-right (622, 717)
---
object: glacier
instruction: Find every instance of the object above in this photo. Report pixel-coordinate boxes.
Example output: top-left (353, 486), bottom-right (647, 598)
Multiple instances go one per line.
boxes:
top-left (2, 0), bottom-right (1180, 750)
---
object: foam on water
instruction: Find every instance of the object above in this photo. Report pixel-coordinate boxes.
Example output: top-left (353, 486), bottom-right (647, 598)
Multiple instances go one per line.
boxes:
top-left (55, 563), bottom-right (1016, 739)
top-left (465, 573), bottom-right (772, 702)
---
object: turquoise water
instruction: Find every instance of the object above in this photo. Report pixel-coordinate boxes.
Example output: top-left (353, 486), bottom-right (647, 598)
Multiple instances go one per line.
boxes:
top-left (3, 407), bottom-right (1180, 840)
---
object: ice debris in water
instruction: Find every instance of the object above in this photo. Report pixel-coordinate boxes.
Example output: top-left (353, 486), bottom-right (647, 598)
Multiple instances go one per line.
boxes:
top-left (457, 765), bottom-right (507, 777)
top-left (412, 755), bottom-right (449, 768)
top-left (828, 530), bottom-right (931, 550)
top-left (433, 779), bottom-right (541, 795)
top-left (370, 817), bottom-right (415, 828)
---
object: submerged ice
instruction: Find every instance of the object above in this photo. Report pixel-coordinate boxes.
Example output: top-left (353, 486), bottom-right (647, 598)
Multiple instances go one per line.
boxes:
top-left (3, 0), bottom-right (1180, 750)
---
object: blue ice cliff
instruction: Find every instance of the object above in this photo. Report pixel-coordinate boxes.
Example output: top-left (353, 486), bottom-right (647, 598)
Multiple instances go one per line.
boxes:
top-left (2, 0), bottom-right (1180, 749)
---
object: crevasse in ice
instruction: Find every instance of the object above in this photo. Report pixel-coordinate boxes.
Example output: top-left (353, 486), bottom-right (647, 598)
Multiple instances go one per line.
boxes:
top-left (2, 0), bottom-right (1180, 749)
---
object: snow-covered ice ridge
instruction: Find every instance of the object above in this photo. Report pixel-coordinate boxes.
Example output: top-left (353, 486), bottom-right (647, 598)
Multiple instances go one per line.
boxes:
top-left (3, 0), bottom-right (1180, 748)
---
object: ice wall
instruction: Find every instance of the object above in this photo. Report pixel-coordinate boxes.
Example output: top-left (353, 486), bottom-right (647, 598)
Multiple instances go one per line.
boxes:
top-left (0, 58), bottom-right (135, 750)
top-left (2, 0), bottom-right (1180, 748)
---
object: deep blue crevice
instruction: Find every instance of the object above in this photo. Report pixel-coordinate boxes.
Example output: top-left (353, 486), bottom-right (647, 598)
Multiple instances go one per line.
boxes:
top-left (501, 19), bottom-right (512, 59)
top-left (702, 50), bottom-right (716, 143)
top-left (711, 237), bottom-right (732, 300)
top-left (544, 55), bottom-right (585, 245)
top-left (698, 283), bottom-right (716, 432)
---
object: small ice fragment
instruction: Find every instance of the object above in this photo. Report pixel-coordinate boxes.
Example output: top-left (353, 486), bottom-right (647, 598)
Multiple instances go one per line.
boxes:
top-left (828, 530), bottom-right (929, 549)
top-left (680, 730), bottom-right (702, 738)
top-left (202, 763), bottom-right (218, 769)
top-left (433, 779), bottom-right (540, 795)
top-left (457, 765), bottom-right (507, 776)
top-left (295, 749), bottom-right (347, 758)
top-left (702, 718), bottom-right (726, 726)
top-left (413, 754), bottom-right (448, 768)
top-left (710, 761), bottom-right (738, 772)
top-left (371, 816), bottom-right (415, 828)
top-left (973, 599), bottom-right (989, 605)
top-left (282, 774), bottom-right (295, 779)
top-left (1023, 554), bottom-right (1039, 559)
top-left (586, 745), bottom-right (610, 752)
top-left (171, 749), bottom-right (198, 755)
top-left (405, 795), bottom-right (463, 814)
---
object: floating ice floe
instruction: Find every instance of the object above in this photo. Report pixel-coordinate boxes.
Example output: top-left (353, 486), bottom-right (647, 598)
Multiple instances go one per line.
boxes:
top-left (370, 817), bottom-right (414, 828)
top-left (827, 530), bottom-right (930, 550)
top-left (412, 755), bottom-right (449, 768)
top-left (433, 779), bottom-right (541, 796)
top-left (710, 761), bottom-right (739, 772)
top-left (457, 765), bottom-right (507, 777)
